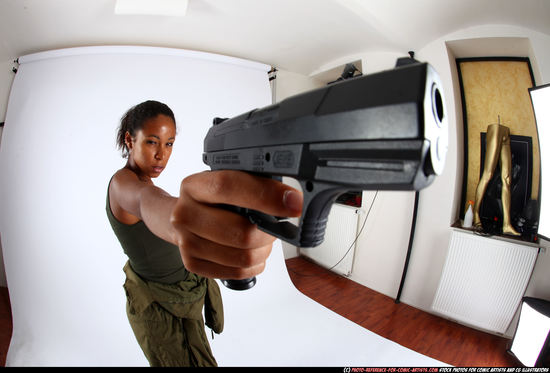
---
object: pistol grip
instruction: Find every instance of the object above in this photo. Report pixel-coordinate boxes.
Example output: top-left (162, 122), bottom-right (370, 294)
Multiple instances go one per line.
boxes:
top-left (297, 182), bottom-right (345, 247)
top-left (217, 182), bottom-right (344, 290)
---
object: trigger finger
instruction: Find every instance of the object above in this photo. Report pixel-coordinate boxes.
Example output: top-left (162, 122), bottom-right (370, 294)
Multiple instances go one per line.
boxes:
top-left (173, 197), bottom-right (275, 249)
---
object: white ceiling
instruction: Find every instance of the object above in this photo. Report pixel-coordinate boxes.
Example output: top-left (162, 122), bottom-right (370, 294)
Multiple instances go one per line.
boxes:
top-left (1, 0), bottom-right (549, 75)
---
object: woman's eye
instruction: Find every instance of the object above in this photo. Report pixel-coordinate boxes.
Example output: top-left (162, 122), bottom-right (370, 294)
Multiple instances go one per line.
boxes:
top-left (147, 140), bottom-right (157, 145)
top-left (166, 142), bottom-right (173, 147)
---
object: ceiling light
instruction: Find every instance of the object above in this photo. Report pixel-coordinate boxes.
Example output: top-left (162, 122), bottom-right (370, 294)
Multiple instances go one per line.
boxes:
top-left (114, 0), bottom-right (188, 16)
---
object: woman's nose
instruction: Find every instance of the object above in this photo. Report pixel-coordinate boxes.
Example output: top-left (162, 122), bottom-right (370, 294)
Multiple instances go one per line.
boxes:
top-left (155, 148), bottom-right (164, 160)
top-left (155, 146), bottom-right (169, 160)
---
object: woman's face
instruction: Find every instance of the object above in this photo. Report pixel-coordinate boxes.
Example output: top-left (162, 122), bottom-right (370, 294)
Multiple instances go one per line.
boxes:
top-left (126, 114), bottom-right (176, 179)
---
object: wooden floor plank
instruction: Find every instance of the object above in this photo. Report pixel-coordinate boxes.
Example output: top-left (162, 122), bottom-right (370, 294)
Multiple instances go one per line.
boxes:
top-left (0, 287), bottom-right (12, 367)
top-left (285, 256), bottom-right (520, 367)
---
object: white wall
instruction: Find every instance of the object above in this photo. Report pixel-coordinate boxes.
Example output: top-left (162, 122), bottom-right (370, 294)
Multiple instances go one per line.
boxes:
top-left (404, 25), bottom-right (550, 318)
top-left (274, 69), bottom-right (324, 103)
top-left (275, 24), bottom-right (550, 336)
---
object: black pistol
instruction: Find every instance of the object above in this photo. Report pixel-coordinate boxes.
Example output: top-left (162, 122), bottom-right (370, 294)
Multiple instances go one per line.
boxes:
top-left (203, 61), bottom-right (448, 290)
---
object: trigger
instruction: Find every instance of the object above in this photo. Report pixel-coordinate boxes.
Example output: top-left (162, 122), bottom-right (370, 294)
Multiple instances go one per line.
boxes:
top-left (246, 210), bottom-right (283, 226)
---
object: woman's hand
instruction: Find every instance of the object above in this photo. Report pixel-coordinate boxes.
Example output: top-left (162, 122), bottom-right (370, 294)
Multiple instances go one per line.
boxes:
top-left (170, 170), bottom-right (303, 280)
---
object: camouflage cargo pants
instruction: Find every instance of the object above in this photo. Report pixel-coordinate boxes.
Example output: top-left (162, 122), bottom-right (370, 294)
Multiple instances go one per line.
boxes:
top-left (123, 262), bottom-right (222, 367)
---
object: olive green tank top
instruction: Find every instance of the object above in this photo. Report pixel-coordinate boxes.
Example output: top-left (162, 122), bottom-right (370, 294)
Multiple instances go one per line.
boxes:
top-left (106, 181), bottom-right (189, 284)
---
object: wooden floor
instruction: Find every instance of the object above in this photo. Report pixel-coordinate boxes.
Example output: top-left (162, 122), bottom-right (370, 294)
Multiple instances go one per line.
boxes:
top-left (285, 256), bottom-right (520, 367)
top-left (0, 287), bottom-right (11, 367)
top-left (0, 258), bottom-right (521, 367)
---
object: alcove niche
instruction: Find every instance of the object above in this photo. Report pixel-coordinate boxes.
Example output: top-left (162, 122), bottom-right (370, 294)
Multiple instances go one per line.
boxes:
top-left (445, 37), bottom-right (542, 238)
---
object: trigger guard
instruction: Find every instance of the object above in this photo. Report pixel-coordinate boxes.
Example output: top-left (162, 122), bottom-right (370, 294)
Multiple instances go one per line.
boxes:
top-left (222, 181), bottom-right (345, 248)
top-left (246, 210), bottom-right (299, 242)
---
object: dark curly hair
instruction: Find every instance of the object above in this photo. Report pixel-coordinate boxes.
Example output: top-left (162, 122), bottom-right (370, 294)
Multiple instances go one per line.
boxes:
top-left (117, 100), bottom-right (176, 158)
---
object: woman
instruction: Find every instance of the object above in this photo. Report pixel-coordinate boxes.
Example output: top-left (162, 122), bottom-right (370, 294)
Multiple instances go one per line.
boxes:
top-left (106, 100), bottom-right (303, 366)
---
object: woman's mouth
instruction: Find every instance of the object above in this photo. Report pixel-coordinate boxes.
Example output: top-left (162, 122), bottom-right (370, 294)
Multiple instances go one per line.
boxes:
top-left (152, 166), bottom-right (164, 174)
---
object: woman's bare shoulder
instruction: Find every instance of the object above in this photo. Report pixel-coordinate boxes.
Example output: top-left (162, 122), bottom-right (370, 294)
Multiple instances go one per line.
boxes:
top-left (109, 168), bottom-right (144, 223)
top-left (112, 167), bottom-right (137, 181)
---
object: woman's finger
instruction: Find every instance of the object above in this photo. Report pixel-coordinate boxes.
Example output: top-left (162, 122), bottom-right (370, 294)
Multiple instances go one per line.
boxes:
top-left (171, 193), bottom-right (276, 249)
top-left (180, 170), bottom-right (303, 218)
top-left (177, 234), bottom-right (273, 279)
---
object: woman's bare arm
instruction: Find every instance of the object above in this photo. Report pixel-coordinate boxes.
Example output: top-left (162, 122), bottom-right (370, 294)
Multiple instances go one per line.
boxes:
top-left (110, 169), bottom-right (303, 279)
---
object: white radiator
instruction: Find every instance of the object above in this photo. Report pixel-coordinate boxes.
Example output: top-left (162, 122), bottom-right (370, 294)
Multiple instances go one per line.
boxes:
top-left (432, 229), bottom-right (539, 334)
top-left (300, 204), bottom-right (360, 276)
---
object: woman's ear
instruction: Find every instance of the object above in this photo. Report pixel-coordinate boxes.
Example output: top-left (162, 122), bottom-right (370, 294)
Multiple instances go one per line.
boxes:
top-left (124, 131), bottom-right (134, 152)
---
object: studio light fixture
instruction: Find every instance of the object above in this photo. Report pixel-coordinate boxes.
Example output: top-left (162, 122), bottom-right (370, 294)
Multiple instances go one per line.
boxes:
top-left (509, 297), bottom-right (550, 367)
top-left (114, 0), bottom-right (188, 16)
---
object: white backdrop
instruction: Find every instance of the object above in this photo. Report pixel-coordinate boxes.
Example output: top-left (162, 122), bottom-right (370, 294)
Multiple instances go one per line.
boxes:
top-left (0, 46), bottom-right (270, 366)
top-left (0, 46), bottom-right (445, 367)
